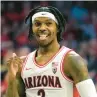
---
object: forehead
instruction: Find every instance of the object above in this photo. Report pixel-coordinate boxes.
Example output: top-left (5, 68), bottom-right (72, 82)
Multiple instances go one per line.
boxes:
top-left (34, 17), bottom-right (55, 22)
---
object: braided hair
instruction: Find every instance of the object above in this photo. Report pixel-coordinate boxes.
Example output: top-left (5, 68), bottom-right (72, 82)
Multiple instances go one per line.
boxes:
top-left (25, 6), bottom-right (66, 42)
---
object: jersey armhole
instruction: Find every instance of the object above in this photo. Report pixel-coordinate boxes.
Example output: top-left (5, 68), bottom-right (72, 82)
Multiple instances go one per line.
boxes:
top-left (60, 49), bottom-right (74, 83)
top-left (60, 49), bottom-right (80, 96)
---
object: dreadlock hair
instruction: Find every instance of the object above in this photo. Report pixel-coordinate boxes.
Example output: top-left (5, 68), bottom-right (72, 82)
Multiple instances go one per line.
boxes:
top-left (25, 6), bottom-right (66, 42)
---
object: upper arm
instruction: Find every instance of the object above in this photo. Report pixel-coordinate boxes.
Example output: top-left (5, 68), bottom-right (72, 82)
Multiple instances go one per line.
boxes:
top-left (64, 51), bottom-right (89, 84)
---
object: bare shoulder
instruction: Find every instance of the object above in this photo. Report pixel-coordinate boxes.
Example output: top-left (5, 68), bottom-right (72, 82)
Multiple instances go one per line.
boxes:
top-left (64, 51), bottom-right (89, 84)
top-left (67, 51), bottom-right (87, 67)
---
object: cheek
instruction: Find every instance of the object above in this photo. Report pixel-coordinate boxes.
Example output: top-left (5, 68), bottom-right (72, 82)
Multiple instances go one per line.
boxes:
top-left (32, 26), bottom-right (37, 34)
top-left (48, 29), bottom-right (57, 40)
top-left (50, 26), bottom-right (57, 36)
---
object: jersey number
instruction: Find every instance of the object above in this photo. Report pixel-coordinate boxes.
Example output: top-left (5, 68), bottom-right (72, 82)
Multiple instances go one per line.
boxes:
top-left (37, 89), bottom-right (45, 97)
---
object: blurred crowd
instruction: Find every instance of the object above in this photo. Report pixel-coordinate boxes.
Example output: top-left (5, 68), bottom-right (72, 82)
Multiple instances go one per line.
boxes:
top-left (1, 1), bottom-right (97, 97)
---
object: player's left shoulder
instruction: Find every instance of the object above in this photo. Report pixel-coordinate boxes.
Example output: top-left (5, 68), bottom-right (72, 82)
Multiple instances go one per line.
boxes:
top-left (66, 50), bottom-right (86, 65)
top-left (64, 50), bottom-right (86, 73)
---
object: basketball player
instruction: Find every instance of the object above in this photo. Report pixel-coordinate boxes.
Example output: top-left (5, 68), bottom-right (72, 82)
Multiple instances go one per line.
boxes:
top-left (6, 6), bottom-right (97, 97)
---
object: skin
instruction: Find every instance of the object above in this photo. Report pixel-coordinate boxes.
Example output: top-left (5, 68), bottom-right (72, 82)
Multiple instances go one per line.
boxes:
top-left (6, 17), bottom-right (89, 97)
top-left (6, 56), bottom-right (26, 97)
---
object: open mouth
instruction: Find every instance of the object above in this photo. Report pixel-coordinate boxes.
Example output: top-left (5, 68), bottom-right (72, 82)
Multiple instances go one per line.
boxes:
top-left (38, 34), bottom-right (49, 40)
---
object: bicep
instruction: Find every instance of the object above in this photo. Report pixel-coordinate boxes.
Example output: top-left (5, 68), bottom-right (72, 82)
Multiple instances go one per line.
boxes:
top-left (66, 51), bottom-right (89, 84)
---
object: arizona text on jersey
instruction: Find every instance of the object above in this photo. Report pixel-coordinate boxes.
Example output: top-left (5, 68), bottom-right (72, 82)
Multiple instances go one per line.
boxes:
top-left (21, 46), bottom-right (80, 97)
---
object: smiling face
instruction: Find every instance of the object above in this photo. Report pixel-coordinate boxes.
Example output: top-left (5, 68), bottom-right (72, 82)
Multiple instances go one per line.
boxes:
top-left (32, 17), bottom-right (58, 47)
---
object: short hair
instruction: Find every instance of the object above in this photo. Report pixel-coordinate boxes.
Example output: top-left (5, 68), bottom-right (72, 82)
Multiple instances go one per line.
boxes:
top-left (25, 6), bottom-right (66, 42)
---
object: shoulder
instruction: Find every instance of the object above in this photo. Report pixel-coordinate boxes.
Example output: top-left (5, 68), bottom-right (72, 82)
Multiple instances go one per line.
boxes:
top-left (62, 46), bottom-right (82, 64)
top-left (66, 50), bottom-right (87, 66)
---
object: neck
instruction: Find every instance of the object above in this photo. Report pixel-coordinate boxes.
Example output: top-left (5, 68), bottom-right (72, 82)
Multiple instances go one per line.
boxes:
top-left (38, 40), bottom-right (60, 55)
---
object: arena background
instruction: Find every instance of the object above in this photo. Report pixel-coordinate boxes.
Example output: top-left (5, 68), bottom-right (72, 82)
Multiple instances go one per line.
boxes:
top-left (1, 1), bottom-right (97, 97)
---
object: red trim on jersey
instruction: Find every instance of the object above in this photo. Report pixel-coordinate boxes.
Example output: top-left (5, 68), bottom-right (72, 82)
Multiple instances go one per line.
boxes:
top-left (21, 55), bottom-right (29, 77)
top-left (60, 49), bottom-right (74, 83)
top-left (33, 46), bottom-right (65, 68)
top-left (73, 85), bottom-right (80, 97)
top-left (61, 49), bottom-right (80, 97)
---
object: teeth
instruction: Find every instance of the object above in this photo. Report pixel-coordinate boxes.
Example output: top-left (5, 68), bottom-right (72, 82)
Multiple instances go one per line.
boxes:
top-left (39, 35), bottom-right (47, 40)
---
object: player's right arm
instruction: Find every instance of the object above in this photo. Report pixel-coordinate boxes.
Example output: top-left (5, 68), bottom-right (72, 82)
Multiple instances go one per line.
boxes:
top-left (6, 53), bottom-right (26, 97)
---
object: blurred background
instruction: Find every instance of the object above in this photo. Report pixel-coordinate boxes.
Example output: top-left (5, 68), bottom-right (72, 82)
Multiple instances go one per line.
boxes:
top-left (1, 1), bottom-right (97, 97)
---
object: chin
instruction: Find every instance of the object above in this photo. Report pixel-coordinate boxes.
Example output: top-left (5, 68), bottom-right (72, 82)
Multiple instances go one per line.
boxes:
top-left (39, 43), bottom-right (49, 47)
top-left (38, 40), bottom-right (53, 47)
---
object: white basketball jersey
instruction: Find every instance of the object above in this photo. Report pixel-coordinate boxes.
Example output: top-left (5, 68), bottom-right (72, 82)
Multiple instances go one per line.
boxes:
top-left (21, 46), bottom-right (80, 97)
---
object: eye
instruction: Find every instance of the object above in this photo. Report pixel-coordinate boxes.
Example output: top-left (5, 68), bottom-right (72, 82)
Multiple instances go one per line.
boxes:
top-left (34, 22), bottom-right (41, 27)
top-left (46, 22), bottom-right (52, 26)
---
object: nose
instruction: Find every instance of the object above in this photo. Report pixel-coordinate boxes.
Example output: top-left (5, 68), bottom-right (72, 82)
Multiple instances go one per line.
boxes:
top-left (39, 23), bottom-right (46, 32)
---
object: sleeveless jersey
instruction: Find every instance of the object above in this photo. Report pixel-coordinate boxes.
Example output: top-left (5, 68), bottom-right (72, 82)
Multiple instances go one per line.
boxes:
top-left (21, 46), bottom-right (80, 97)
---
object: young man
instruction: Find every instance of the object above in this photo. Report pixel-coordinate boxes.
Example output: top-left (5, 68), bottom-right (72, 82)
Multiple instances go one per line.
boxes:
top-left (6, 6), bottom-right (97, 97)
